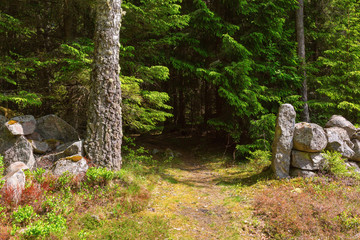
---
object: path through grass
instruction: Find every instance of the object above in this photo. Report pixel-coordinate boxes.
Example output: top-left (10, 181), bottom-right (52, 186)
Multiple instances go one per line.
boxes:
top-left (137, 135), bottom-right (271, 239)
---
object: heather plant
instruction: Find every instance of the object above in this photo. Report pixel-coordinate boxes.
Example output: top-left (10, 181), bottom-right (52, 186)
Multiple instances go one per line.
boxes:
top-left (255, 177), bottom-right (360, 239)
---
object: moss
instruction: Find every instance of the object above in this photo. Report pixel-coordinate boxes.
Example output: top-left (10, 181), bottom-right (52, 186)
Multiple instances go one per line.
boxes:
top-left (44, 139), bottom-right (63, 149)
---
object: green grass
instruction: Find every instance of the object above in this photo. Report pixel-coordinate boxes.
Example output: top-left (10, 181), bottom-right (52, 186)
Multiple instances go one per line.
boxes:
top-left (3, 143), bottom-right (360, 240)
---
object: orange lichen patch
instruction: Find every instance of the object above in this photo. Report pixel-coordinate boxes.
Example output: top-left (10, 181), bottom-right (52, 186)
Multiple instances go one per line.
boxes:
top-left (7, 120), bottom-right (18, 125)
top-left (65, 155), bottom-right (83, 162)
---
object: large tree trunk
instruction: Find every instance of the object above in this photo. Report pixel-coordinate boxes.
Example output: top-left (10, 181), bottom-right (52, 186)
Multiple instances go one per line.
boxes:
top-left (85, 0), bottom-right (122, 170)
top-left (296, 0), bottom-right (310, 122)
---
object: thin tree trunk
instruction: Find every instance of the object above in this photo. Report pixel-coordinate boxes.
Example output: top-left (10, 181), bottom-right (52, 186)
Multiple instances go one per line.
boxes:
top-left (178, 88), bottom-right (186, 127)
top-left (296, 0), bottom-right (310, 122)
top-left (63, 0), bottom-right (73, 41)
top-left (85, 0), bottom-right (122, 170)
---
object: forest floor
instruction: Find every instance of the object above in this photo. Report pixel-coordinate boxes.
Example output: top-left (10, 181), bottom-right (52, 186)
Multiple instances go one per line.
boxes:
top-left (135, 134), bottom-right (272, 240)
top-left (5, 133), bottom-right (359, 239)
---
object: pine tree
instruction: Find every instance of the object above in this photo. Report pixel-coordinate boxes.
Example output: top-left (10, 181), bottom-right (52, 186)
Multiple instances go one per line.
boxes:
top-left (85, 0), bottom-right (123, 170)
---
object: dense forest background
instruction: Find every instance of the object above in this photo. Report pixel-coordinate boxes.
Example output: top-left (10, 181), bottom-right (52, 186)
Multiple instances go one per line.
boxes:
top-left (1, 0), bottom-right (360, 160)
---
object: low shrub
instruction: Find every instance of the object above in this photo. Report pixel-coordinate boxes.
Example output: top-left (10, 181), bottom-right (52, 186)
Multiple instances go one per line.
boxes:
top-left (12, 205), bottom-right (38, 226)
top-left (322, 150), bottom-right (350, 178)
top-left (246, 150), bottom-right (271, 171)
top-left (22, 212), bottom-right (67, 239)
top-left (85, 167), bottom-right (117, 186)
top-left (254, 177), bottom-right (360, 239)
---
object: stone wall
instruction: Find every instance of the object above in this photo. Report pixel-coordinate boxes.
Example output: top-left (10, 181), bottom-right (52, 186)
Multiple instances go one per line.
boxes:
top-left (272, 104), bottom-right (360, 178)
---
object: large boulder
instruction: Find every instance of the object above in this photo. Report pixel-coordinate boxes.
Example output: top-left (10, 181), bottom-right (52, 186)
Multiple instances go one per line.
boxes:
top-left (5, 115), bottom-right (36, 136)
top-left (4, 161), bottom-right (29, 175)
top-left (291, 150), bottom-right (325, 170)
top-left (325, 115), bottom-right (356, 138)
top-left (29, 140), bottom-right (50, 154)
top-left (0, 131), bottom-right (35, 169)
top-left (350, 139), bottom-right (360, 161)
top-left (290, 168), bottom-right (317, 178)
top-left (346, 161), bottom-right (360, 174)
top-left (35, 115), bottom-right (79, 142)
top-left (293, 122), bottom-right (327, 152)
top-left (56, 140), bottom-right (83, 156)
top-left (2, 169), bottom-right (26, 203)
top-left (0, 126), bottom-right (15, 152)
top-left (0, 115), bottom-right (7, 126)
top-left (271, 104), bottom-right (296, 178)
top-left (325, 127), bottom-right (355, 159)
top-left (34, 141), bottom-right (83, 169)
top-left (52, 157), bottom-right (88, 176)
top-left (352, 129), bottom-right (360, 140)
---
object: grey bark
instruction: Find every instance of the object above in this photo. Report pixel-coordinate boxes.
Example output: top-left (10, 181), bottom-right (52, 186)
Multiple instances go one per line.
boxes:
top-left (85, 0), bottom-right (123, 170)
top-left (296, 0), bottom-right (310, 122)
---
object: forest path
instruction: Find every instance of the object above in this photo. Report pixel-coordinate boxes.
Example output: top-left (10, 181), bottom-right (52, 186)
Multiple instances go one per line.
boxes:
top-left (137, 134), bottom-right (268, 240)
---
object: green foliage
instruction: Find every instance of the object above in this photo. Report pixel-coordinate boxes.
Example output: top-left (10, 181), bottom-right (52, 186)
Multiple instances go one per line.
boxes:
top-left (246, 150), bottom-right (272, 171)
top-left (12, 205), bottom-right (38, 226)
top-left (33, 168), bottom-right (46, 184)
top-left (322, 151), bottom-right (350, 178)
top-left (23, 212), bottom-right (67, 238)
top-left (122, 137), bottom-right (156, 167)
top-left (308, 0), bottom-right (360, 123)
top-left (97, 215), bottom-right (169, 239)
top-left (85, 167), bottom-right (117, 186)
top-left (121, 75), bottom-right (172, 133)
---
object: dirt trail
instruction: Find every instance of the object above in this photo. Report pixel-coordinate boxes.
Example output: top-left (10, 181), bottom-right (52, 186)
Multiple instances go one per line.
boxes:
top-left (138, 135), bottom-right (267, 240)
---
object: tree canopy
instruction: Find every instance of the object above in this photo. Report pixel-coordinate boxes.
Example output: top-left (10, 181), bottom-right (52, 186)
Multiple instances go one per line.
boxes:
top-left (1, 0), bottom-right (359, 160)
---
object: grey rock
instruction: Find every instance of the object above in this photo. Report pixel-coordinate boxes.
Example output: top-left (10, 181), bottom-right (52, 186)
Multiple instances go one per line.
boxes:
top-left (56, 140), bottom-right (83, 156)
top-left (325, 115), bottom-right (356, 138)
top-left (34, 141), bottom-right (83, 169)
top-left (2, 170), bottom-right (26, 203)
top-left (36, 114), bottom-right (79, 142)
top-left (4, 161), bottom-right (29, 175)
top-left (0, 126), bottom-right (16, 152)
top-left (1, 135), bottom-right (35, 169)
top-left (290, 168), bottom-right (317, 178)
top-left (25, 131), bottom-right (43, 141)
top-left (350, 139), bottom-right (360, 161)
top-left (29, 140), bottom-right (50, 154)
top-left (0, 115), bottom-right (7, 126)
top-left (271, 104), bottom-right (296, 178)
top-left (34, 155), bottom-right (54, 170)
top-left (345, 161), bottom-right (360, 174)
top-left (5, 115), bottom-right (36, 135)
top-left (52, 157), bottom-right (88, 176)
top-left (325, 127), bottom-right (355, 158)
top-left (293, 122), bottom-right (327, 152)
top-left (291, 150), bottom-right (325, 170)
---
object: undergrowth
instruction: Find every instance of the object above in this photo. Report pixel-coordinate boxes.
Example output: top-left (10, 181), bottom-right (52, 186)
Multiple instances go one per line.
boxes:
top-left (255, 176), bottom-right (360, 239)
top-left (0, 146), bottom-right (170, 239)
